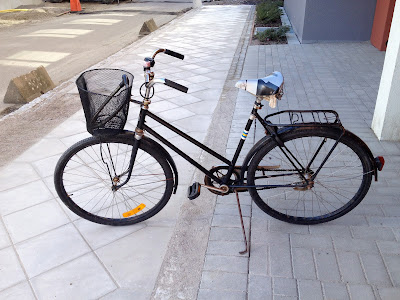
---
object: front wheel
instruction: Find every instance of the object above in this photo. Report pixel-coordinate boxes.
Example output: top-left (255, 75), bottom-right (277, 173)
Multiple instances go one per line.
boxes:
top-left (247, 127), bottom-right (373, 224)
top-left (54, 135), bottom-right (174, 225)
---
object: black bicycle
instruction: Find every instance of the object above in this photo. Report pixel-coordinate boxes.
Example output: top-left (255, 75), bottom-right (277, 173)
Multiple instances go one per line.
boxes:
top-left (54, 48), bottom-right (385, 228)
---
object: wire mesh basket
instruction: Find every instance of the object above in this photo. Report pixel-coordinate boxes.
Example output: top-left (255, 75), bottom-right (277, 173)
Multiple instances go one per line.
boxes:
top-left (76, 69), bottom-right (134, 136)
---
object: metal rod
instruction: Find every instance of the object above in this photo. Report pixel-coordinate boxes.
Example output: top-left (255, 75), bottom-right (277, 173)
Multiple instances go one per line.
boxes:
top-left (147, 111), bottom-right (231, 165)
top-left (144, 125), bottom-right (223, 183)
top-left (235, 190), bottom-right (248, 255)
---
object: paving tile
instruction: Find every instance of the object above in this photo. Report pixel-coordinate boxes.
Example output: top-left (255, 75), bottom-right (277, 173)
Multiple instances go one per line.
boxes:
top-left (314, 249), bottom-right (340, 282)
top-left (207, 240), bottom-right (248, 257)
top-left (209, 226), bottom-right (249, 242)
top-left (322, 282), bottom-right (350, 300)
top-left (157, 107), bottom-right (195, 122)
top-left (168, 94), bottom-right (202, 106)
top-left (0, 221), bottom-right (11, 250)
top-left (31, 154), bottom-right (61, 179)
top-left (360, 253), bottom-right (392, 286)
top-left (99, 288), bottom-right (150, 300)
top-left (203, 255), bottom-right (248, 274)
top-left (60, 131), bottom-right (92, 148)
top-left (214, 203), bottom-right (251, 218)
top-left (0, 163), bottom-right (40, 193)
top-left (308, 224), bottom-right (351, 238)
top-left (16, 224), bottom-right (90, 278)
top-left (247, 274), bottom-right (272, 300)
top-left (0, 180), bottom-right (54, 216)
top-left (14, 138), bottom-right (67, 163)
top-left (367, 216), bottom-right (400, 227)
top-left (377, 240), bottom-right (400, 255)
top-left (197, 288), bottom-right (246, 300)
top-left (200, 271), bottom-right (248, 292)
top-left (292, 247), bottom-right (316, 280)
top-left (333, 236), bottom-right (379, 254)
top-left (249, 243), bottom-right (268, 276)
top-left (273, 296), bottom-right (297, 300)
top-left (31, 253), bottom-right (116, 300)
top-left (351, 226), bottom-right (396, 241)
top-left (46, 119), bottom-right (87, 139)
top-left (0, 247), bottom-right (26, 291)
top-left (328, 214), bottom-right (368, 226)
top-left (147, 100), bottom-right (179, 113)
top-left (273, 277), bottom-right (297, 297)
top-left (217, 193), bottom-right (252, 206)
top-left (74, 218), bottom-right (146, 250)
top-left (348, 284), bottom-right (375, 300)
top-left (379, 287), bottom-right (400, 300)
top-left (211, 214), bottom-right (250, 228)
top-left (269, 219), bottom-right (309, 234)
top-left (171, 114), bottom-right (213, 133)
top-left (269, 240), bottom-right (292, 278)
top-left (297, 279), bottom-right (323, 300)
top-left (4, 200), bottom-right (69, 243)
top-left (291, 233), bottom-right (333, 250)
top-left (382, 205), bottom-right (400, 217)
top-left (96, 226), bottom-right (172, 290)
top-left (336, 251), bottom-right (366, 284)
top-left (0, 281), bottom-right (35, 300)
top-left (383, 254), bottom-right (400, 287)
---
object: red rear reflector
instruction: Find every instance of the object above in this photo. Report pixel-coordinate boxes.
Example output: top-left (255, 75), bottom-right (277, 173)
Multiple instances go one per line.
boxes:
top-left (375, 156), bottom-right (385, 171)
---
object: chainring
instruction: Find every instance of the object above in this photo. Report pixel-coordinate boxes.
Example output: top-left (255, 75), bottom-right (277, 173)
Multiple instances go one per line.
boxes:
top-left (204, 166), bottom-right (240, 195)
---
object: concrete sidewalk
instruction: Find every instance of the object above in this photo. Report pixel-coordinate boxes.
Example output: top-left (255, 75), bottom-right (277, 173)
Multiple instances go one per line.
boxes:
top-left (1, 4), bottom-right (400, 300)
top-left (0, 5), bottom-right (253, 300)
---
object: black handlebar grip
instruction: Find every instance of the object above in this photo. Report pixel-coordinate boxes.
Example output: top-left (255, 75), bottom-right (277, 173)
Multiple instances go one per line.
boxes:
top-left (165, 79), bottom-right (188, 93)
top-left (164, 49), bottom-right (184, 60)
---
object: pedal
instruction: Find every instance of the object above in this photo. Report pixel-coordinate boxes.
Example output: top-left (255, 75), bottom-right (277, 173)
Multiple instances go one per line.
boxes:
top-left (187, 182), bottom-right (201, 200)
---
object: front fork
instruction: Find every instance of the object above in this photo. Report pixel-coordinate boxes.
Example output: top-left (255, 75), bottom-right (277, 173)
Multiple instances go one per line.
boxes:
top-left (112, 89), bottom-right (151, 191)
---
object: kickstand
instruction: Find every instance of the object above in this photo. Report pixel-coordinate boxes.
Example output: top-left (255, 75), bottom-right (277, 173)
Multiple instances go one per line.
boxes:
top-left (235, 190), bottom-right (248, 255)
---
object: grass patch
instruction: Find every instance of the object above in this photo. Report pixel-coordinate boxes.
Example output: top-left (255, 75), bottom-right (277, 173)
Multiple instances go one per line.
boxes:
top-left (254, 25), bottom-right (289, 43)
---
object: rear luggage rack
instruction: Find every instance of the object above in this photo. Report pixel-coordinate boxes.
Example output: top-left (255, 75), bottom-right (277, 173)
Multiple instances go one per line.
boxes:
top-left (264, 110), bottom-right (341, 127)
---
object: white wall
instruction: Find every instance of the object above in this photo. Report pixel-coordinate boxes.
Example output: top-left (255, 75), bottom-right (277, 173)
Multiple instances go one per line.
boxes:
top-left (0, 0), bottom-right (43, 10)
top-left (372, 1), bottom-right (400, 140)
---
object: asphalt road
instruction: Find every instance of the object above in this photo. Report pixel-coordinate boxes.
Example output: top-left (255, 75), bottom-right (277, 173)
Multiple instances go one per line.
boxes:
top-left (0, 1), bottom-right (192, 114)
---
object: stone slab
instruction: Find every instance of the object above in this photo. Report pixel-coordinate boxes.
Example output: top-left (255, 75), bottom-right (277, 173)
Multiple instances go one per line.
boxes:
top-left (4, 66), bottom-right (55, 104)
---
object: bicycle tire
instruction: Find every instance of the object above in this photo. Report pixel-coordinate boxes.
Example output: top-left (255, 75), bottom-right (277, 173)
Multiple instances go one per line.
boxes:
top-left (54, 135), bottom-right (174, 226)
top-left (247, 127), bottom-right (373, 225)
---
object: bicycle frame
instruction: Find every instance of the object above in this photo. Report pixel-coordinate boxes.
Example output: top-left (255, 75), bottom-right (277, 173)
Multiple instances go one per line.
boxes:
top-left (118, 96), bottom-right (346, 193)
top-left (114, 48), bottom-right (349, 193)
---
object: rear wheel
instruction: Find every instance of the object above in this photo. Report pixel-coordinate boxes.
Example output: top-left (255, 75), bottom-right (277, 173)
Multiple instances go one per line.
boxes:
top-left (54, 135), bottom-right (174, 225)
top-left (247, 127), bottom-right (373, 224)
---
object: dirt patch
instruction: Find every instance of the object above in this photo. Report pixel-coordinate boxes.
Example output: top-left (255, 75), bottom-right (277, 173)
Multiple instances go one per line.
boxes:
top-left (0, 9), bottom-right (61, 28)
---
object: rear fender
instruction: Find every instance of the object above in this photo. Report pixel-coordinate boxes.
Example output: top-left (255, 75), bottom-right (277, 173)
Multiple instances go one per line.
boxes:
top-left (343, 130), bottom-right (378, 181)
top-left (240, 127), bottom-right (379, 182)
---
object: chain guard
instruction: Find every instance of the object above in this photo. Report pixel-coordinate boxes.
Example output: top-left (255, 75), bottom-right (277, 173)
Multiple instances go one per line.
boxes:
top-left (204, 166), bottom-right (240, 195)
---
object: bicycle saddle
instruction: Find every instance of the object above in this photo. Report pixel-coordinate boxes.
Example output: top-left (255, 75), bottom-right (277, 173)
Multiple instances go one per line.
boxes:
top-left (235, 71), bottom-right (284, 97)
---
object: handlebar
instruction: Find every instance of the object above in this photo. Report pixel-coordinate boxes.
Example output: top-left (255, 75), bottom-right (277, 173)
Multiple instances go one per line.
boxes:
top-left (151, 48), bottom-right (184, 60)
top-left (165, 79), bottom-right (188, 93)
top-left (147, 78), bottom-right (188, 94)
top-left (144, 48), bottom-right (188, 94)
top-left (164, 49), bottom-right (184, 60)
